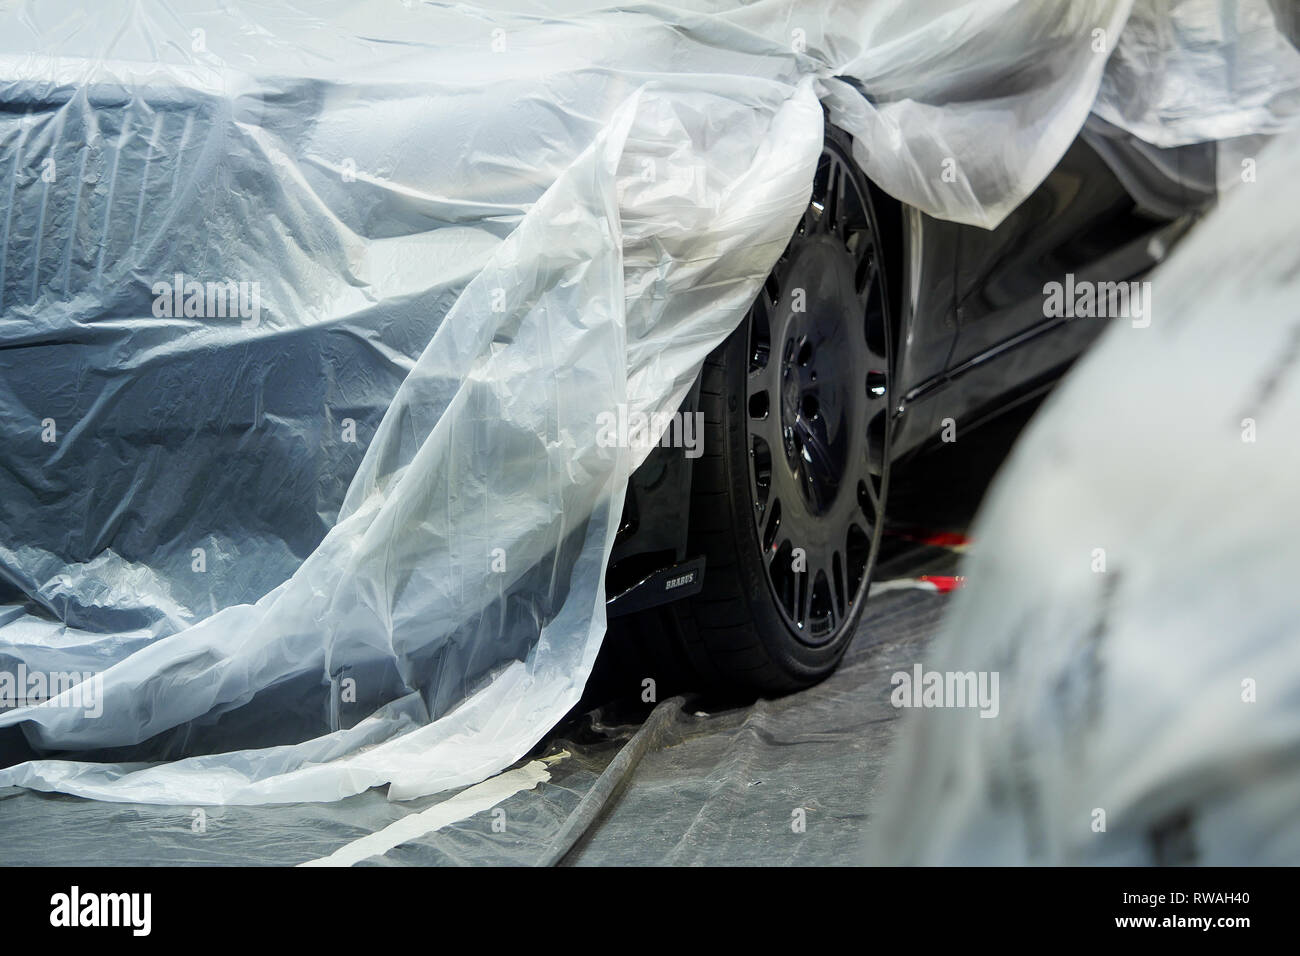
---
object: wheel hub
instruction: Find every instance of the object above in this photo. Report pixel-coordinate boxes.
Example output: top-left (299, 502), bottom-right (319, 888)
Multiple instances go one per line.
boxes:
top-left (777, 240), bottom-right (858, 517)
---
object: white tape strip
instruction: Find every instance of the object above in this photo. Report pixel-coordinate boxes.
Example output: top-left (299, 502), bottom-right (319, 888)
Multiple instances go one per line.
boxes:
top-left (299, 758), bottom-right (555, 867)
top-left (869, 577), bottom-right (940, 595)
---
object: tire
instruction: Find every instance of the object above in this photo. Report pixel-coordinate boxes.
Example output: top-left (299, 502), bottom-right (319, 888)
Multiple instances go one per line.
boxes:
top-left (672, 125), bottom-right (894, 694)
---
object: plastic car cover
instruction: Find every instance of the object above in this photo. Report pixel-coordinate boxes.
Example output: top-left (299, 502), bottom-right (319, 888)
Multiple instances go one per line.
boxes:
top-left (867, 125), bottom-right (1300, 865)
top-left (1093, 0), bottom-right (1300, 147)
top-left (0, 0), bottom-right (1296, 805)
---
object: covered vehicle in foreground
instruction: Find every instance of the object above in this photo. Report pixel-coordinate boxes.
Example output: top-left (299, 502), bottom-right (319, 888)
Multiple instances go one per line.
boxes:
top-left (867, 123), bottom-right (1300, 866)
top-left (0, 0), bottom-right (1296, 805)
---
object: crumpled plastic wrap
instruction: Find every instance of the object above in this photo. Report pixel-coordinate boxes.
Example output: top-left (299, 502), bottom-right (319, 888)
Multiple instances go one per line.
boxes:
top-left (866, 124), bottom-right (1300, 865)
top-left (0, 0), bottom-right (1297, 805)
top-left (1094, 0), bottom-right (1300, 146)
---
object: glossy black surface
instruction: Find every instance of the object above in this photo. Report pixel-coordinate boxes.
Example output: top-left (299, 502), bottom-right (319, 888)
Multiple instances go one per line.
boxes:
top-left (888, 119), bottom-right (1214, 461)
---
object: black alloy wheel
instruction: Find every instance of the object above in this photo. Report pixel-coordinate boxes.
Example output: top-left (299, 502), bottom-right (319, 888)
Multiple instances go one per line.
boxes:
top-left (672, 124), bottom-right (894, 693)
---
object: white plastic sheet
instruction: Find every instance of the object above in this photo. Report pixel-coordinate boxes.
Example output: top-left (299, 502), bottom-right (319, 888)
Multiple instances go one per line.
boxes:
top-left (1094, 0), bottom-right (1300, 147)
top-left (0, 0), bottom-right (1297, 805)
top-left (866, 124), bottom-right (1300, 865)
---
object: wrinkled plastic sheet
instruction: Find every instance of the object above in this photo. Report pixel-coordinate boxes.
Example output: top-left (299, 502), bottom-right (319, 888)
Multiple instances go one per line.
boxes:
top-left (0, 0), bottom-right (1296, 806)
top-left (867, 124), bottom-right (1300, 866)
top-left (0, 584), bottom-right (950, 866)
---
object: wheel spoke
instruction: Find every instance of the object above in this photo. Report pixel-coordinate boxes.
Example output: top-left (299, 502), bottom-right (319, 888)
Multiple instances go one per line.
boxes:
top-left (832, 550), bottom-right (847, 618)
top-left (823, 163), bottom-right (838, 232)
top-left (855, 252), bottom-right (878, 304)
top-left (858, 479), bottom-right (879, 520)
top-left (846, 522), bottom-right (873, 600)
top-left (747, 388), bottom-right (781, 461)
top-left (799, 565), bottom-right (813, 629)
top-left (748, 294), bottom-right (774, 375)
top-left (815, 560), bottom-right (837, 630)
top-left (760, 497), bottom-right (782, 553)
top-left (801, 200), bottom-right (818, 236)
top-left (826, 163), bottom-right (846, 238)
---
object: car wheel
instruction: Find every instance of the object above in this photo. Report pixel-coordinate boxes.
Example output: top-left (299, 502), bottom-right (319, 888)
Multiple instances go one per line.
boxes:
top-left (674, 125), bottom-right (894, 694)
